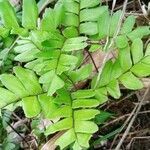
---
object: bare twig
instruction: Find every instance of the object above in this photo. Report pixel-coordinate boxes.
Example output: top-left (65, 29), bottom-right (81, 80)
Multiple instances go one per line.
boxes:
top-left (102, 109), bottom-right (150, 129)
top-left (85, 49), bottom-right (99, 73)
top-left (111, 0), bottom-right (117, 15)
top-left (127, 136), bottom-right (150, 149)
top-left (109, 105), bottom-right (138, 150)
top-left (114, 88), bottom-right (150, 150)
top-left (6, 121), bottom-right (30, 147)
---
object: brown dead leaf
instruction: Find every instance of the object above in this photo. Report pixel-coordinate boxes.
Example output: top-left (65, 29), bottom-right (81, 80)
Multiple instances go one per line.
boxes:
top-left (83, 50), bottom-right (115, 73)
top-left (41, 132), bottom-right (65, 150)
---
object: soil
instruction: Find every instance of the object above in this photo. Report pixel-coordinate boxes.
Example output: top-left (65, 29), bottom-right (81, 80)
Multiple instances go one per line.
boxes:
top-left (92, 89), bottom-right (150, 150)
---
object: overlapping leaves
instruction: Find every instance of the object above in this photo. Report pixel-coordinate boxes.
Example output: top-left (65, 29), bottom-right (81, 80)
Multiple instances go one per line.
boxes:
top-left (92, 38), bottom-right (150, 99)
top-left (0, 67), bottom-right (60, 119)
top-left (45, 89), bottom-right (100, 149)
top-left (0, 0), bottom-right (150, 150)
top-left (0, 0), bottom-right (38, 36)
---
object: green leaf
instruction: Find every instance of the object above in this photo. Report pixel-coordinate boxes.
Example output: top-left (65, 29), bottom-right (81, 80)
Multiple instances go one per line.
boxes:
top-left (13, 66), bottom-right (42, 95)
top-left (74, 109), bottom-right (100, 120)
top-left (80, 6), bottom-right (108, 22)
top-left (0, 0), bottom-right (19, 28)
top-left (69, 64), bottom-right (92, 82)
top-left (36, 50), bottom-right (60, 59)
top-left (94, 88), bottom-right (108, 104)
top-left (50, 106), bottom-right (72, 119)
top-left (119, 72), bottom-right (143, 90)
top-left (0, 48), bottom-right (9, 66)
top-left (54, 3), bottom-right (64, 28)
top-left (118, 46), bottom-right (132, 72)
top-left (33, 59), bottom-right (57, 75)
top-left (64, 36), bottom-right (86, 45)
top-left (42, 39), bottom-right (63, 49)
top-left (80, 0), bottom-right (100, 9)
top-left (62, 13), bottom-right (79, 27)
top-left (45, 118), bottom-right (73, 135)
top-left (16, 39), bottom-right (30, 45)
top-left (30, 30), bottom-right (54, 49)
top-left (75, 120), bottom-right (98, 133)
top-left (115, 35), bottom-right (128, 49)
top-left (62, 37), bottom-right (88, 51)
top-left (56, 88), bottom-right (71, 105)
top-left (48, 74), bottom-right (64, 96)
top-left (121, 15), bottom-right (135, 34)
top-left (95, 111), bottom-right (112, 125)
top-left (55, 129), bottom-right (76, 150)
top-left (98, 61), bottom-right (113, 87)
top-left (62, 27), bottom-right (78, 38)
top-left (98, 8), bottom-right (110, 39)
top-left (39, 70), bottom-right (65, 96)
top-left (145, 43), bottom-right (150, 56)
top-left (14, 43), bottom-right (36, 53)
top-left (77, 133), bottom-right (91, 148)
top-left (141, 56), bottom-right (150, 64)
top-left (0, 27), bottom-right (10, 38)
top-left (111, 59), bottom-right (123, 79)
top-left (25, 59), bottom-right (42, 71)
top-left (107, 79), bottom-right (121, 99)
top-left (72, 99), bottom-right (99, 108)
top-left (40, 8), bottom-right (55, 31)
top-left (59, 54), bottom-right (78, 67)
top-left (40, 3), bottom-right (64, 31)
top-left (38, 94), bottom-right (58, 118)
top-left (2, 142), bottom-right (16, 150)
top-left (22, 0), bottom-right (38, 29)
top-left (0, 88), bottom-right (18, 108)
top-left (11, 27), bottom-right (29, 37)
top-left (0, 74), bottom-right (28, 98)
top-left (25, 60), bottom-right (46, 74)
top-left (127, 26), bottom-right (150, 41)
top-left (80, 22), bottom-right (98, 35)
top-left (14, 49), bottom-right (40, 62)
top-left (72, 89), bottom-right (95, 99)
top-left (109, 10), bottom-right (122, 37)
top-left (57, 64), bottom-right (71, 75)
top-left (22, 96), bottom-right (41, 118)
top-left (131, 38), bottom-right (143, 64)
top-left (62, 0), bottom-right (79, 14)
top-left (131, 61), bottom-right (150, 77)
top-left (73, 142), bottom-right (82, 150)
top-left (89, 44), bottom-right (102, 52)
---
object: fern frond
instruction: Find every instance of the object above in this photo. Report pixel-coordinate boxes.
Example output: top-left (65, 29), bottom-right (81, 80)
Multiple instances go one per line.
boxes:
top-left (45, 88), bottom-right (100, 149)
top-left (92, 38), bottom-right (150, 99)
top-left (0, 0), bottom-right (150, 150)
